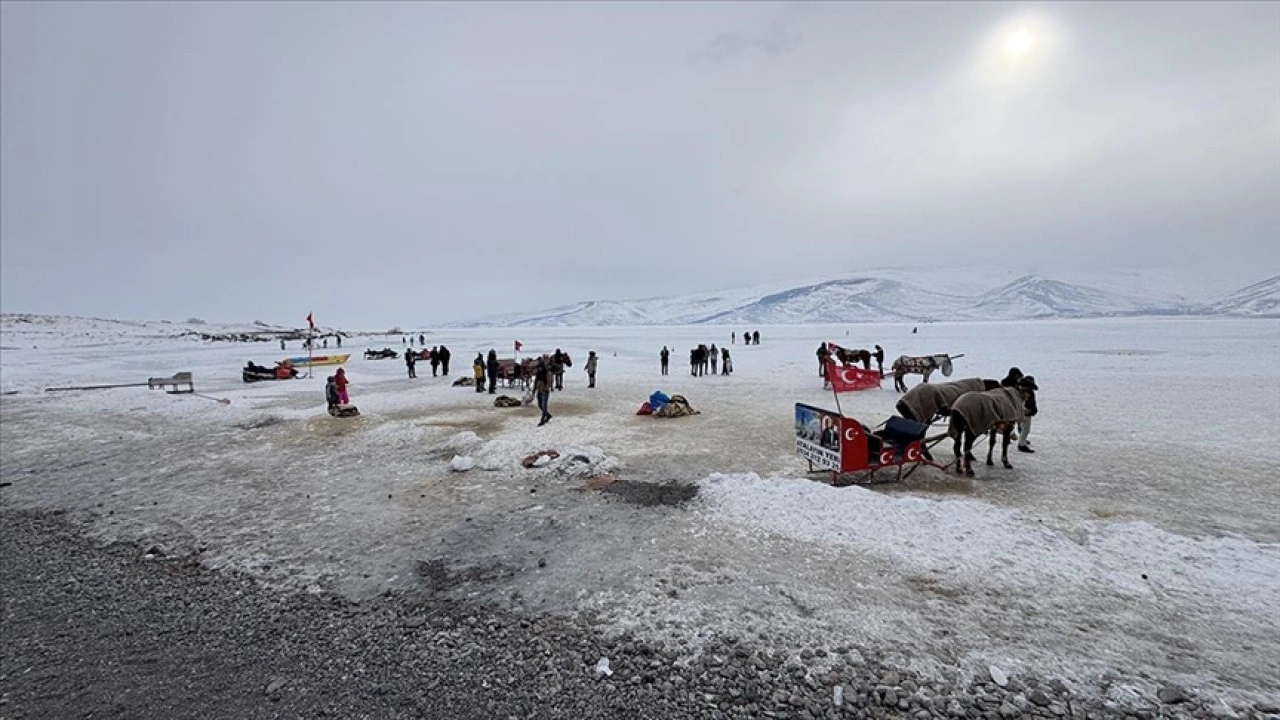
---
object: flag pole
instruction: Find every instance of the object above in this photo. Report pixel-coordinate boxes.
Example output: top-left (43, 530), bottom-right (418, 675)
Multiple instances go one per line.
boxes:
top-left (307, 312), bottom-right (314, 379)
top-left (826, 360), bottom-right (844, 417)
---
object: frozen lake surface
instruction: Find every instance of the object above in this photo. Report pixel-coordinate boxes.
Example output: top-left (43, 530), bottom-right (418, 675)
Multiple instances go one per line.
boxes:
top-left (2, 316), bottom-right (1278, 707)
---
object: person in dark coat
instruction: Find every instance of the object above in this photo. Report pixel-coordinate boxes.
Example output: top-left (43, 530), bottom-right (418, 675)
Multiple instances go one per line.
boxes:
top-left (280, 339), bottom-right (286, 351)
top-left (690, 347), bottom-right (699, 377)
top-left (752, 330), bottom-right (760, 345)
top-left (486, 349), bottom-right (500, 394)
top-left (428, 347), bottom-right (439, 376)
top-left (660, 346), bottom-right (670, 375)
top-left (1001, 367), bottom-right (1024, 387)
top-left (533, 356), bottom-right (553, 426)
top-left (709, 344), bottom-right (718, 374)
top-left (336, 335), bottom-right (341, 348)
top-left (405, 348), bottom-right (417, 378)
top-left (721, 347), bottom-right (731, 375)
top-left (817, 342), bottom-right (831, 379)
top-left (551, 349), bottom-right (566, 391)
top-left (439, 345), bottom-right (451, 376)
top-left (873, 345), bottom-right (885, 378)
top-left (325, 376), bottom-right (340, 409)
top-left (418, 333), bottom-right (425, 346)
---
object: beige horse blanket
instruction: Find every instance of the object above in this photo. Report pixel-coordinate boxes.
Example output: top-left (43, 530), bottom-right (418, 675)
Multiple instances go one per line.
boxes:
top-left (898, 378), bottom-right (987, 422)
top-left (949, 387), bottom-right (1024, 436)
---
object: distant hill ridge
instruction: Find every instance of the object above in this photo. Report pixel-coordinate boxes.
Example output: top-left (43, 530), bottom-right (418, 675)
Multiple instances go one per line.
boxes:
top-left (447, 269), bottom-right (1280, 327)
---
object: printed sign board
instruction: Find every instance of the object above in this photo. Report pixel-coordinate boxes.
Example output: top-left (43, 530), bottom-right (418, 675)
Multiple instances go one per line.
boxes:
top-left (795, 403), bottom-right (845, 471)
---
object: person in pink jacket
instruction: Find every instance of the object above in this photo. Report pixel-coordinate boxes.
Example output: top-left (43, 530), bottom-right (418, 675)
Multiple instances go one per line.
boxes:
top-left (334, 367), bottom-right (350, 404)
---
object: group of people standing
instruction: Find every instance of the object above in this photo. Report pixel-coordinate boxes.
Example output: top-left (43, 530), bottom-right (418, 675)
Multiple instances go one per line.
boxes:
top-left (405, 345), bottom-right (451, 379)
top-left (687, 344), bottom-right (732, 377)
top-left (736, 330), bottom-right (761, 345)
top-left (289, 335), bottom-right (341, 352)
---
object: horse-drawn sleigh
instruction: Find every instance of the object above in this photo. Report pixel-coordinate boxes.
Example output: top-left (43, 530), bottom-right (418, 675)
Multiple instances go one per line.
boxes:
top-left (798, 372), bottom-right (1038, 484)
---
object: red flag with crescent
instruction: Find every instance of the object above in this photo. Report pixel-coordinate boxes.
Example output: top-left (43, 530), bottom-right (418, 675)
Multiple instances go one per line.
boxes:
top-left (306, 312), bottom-right (314, 330)
top-left (826, 361), bottom-right (880, 393)
top-left (514, 340), bottom-right (523, 352)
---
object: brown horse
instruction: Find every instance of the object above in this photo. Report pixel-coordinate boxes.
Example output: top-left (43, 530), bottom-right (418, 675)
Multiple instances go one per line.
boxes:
top-left (835, 347), bottom-right (872, 370)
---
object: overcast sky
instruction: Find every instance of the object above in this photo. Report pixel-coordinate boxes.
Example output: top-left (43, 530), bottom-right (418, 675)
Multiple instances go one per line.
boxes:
top-left (2, 2), bottom-right (1277, 327)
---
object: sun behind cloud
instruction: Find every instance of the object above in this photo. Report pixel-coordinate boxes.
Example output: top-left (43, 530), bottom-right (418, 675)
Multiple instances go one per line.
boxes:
top-left (1003, 27), bottom-right (1035, 59)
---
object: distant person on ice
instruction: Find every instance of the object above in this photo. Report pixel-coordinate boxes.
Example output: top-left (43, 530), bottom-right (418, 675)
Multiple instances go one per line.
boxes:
top-left (430, 346), bottom-right (440, 376)
top-left (405, 348), bottom-right (417, 378)
top-left (721, 347), bottom-right (732, 375)
top-left (660, 346), bottom-right (670, 376)
top-left (585, 350), bottom-right (598, 388)
top-left (336, 335), bottom-right (341, 348)
top-left (419, 333), bottom-right (425, 346)
top-left (486, 350), bottom-right (500, 394)
top-left (473, 353), bottom-right (486, 394)
top-left (710, 344), bottom-right (718, 374)
top-left (280, 339), bottom-right (286, 351)
top-left (731, 331), bottom-right (736, 345)
top-left (752, 330), bottom-right (760, 345)
top-left (334, 368), bottom-right (350, 404)
top-left (438, 345), bottom-right (451, 376)
top-left (873, 345), bottom-right (885, 378)
top-left (534, 356), bottom-right (553, 426)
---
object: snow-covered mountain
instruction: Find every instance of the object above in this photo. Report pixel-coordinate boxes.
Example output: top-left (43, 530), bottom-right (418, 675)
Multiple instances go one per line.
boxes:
top-left (969, 275), bottom-right (1173, 319)
top-left (1202, 276), bottom-right (1280, 317)
top-left (446, 269), bottom-right (1278, 327)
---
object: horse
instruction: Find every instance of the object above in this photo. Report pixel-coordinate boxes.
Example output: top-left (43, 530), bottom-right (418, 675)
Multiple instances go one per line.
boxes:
top-left (947, 385), bottom-right (1033, 477)
top-left (834, 347), bottom-right (872, 370)
top-left (891, 354), bottom-right (954, 392)
top-left (895, 378), bottom-right (1001, 424)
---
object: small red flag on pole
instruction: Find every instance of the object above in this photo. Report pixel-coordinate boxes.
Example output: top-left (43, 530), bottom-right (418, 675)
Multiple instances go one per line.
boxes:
top-left (514, 340), bottom-right (523, 352)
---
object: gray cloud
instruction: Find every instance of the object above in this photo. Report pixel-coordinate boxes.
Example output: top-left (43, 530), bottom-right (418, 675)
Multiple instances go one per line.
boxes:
top-left (1, 2), bottom-right (1276, 327)
top-left (687, 3), bottom-right (806, 65)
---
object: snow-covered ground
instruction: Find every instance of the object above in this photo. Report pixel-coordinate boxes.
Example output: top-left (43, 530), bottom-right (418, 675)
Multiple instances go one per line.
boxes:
top-left (2, 315), bottom-right (1278, 709)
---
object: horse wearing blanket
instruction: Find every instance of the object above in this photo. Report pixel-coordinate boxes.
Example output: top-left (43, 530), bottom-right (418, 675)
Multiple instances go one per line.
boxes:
top-left (891, 354), bottom-right (954, 392)
top-left (947, 385), bottom-right (1030, 477)
top-left (895, 378), bottom-right (999, 424)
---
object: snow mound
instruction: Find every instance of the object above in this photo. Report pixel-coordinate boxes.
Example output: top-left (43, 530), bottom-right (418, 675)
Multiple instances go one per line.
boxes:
top-left (449, 456), bottom-right (475, 472)
top-left (697, 474), bottom-right (1280, 606)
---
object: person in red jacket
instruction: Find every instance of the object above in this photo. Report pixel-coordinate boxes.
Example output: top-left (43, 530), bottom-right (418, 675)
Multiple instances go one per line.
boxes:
top-left (334, 367), bottom-right (350, 404)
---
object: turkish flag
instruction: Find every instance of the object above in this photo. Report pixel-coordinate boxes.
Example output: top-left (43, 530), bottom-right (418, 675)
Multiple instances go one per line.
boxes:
top-left (826, 361), bottom-right (880, 393)
top-left (306, 312), bottom-right (314, 329)
top-left (514, 340), bottom-right (523, 352)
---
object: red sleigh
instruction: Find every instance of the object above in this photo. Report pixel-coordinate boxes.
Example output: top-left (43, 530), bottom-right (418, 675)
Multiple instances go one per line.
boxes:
top-left (795, 405), bottom-right (951, 485)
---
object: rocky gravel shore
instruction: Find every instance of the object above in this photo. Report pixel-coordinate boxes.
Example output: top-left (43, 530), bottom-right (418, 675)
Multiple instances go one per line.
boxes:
top-left (2, 510), bottom-right (1271, 720)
